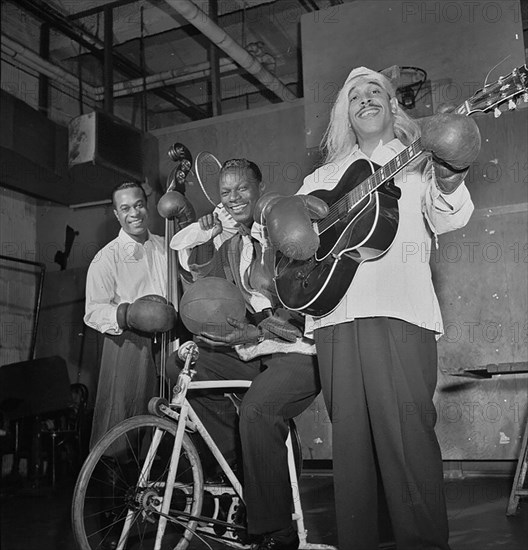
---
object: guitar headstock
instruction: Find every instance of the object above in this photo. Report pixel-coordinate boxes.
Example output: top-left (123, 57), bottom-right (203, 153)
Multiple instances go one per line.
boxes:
top-left (455, 65), bottom-right (528, 118)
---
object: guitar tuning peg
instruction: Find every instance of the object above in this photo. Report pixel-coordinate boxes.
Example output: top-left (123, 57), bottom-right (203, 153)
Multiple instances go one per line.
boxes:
top-left (508, 99), bottom-right (517, 110)
top-left (494, 107), bottom-right (502, 118)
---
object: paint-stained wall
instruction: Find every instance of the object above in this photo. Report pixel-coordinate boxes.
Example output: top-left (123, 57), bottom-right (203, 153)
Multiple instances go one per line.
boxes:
top-left (434, 109), bottom-right (528, 460)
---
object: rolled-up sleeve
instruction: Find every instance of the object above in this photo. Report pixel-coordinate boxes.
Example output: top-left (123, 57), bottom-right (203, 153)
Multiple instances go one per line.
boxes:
top-left (84, 256), bottom-right (122, 335)
top-left (422, 164), bottom-right (474, 236)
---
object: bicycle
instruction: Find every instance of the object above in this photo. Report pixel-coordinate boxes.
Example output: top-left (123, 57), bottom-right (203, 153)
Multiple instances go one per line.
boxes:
top-left (71, 340), bottom-right (337, 550)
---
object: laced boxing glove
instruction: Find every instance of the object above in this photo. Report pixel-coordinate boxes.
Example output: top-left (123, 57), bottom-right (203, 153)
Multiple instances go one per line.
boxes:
top-left (117, 294), bottom-right (176, 333)
top-left (253, 191), bottom-right (284, 224)
top-left (157, 190), bottom-right (196, 228)
top-left (420, 113), bottom-right (481, 194)
top-left (258, 308), bottom-right (303, 343)
top-left (266, 195), bottom-right (329, 260)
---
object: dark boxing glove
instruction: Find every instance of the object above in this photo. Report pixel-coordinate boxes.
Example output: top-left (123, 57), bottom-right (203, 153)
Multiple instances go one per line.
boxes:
top-left (258, 308), bottom-right (303, 343)
top-left (117, 294), bottom-right (176, 333)
top-left (157, 190), bottom-right (196, 228)
top-left (267, 195), bottom-right (329, 260)
top-left (420, 113), bottom-right (481, 194)
top-left (253, 191), bottom-right (284, 224)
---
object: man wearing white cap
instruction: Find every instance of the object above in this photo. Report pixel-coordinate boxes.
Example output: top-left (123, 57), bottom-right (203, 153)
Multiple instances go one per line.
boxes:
top-left (262, 66), bottom-right (481, 549)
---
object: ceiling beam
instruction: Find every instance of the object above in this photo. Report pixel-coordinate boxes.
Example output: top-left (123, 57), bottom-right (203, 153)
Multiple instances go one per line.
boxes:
top-left (5, 0), bottom-right (207, 119)
top-left (67, 0), bottom-right (142, 20)
top-left (159, 0), bottom-right (297, 102)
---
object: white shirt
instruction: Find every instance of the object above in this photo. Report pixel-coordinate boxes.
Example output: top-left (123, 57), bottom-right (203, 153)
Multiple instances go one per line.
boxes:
top-left (298, 139), bottom-right (474, 335)
top-left (84, 229), bottom-right (167, 335)
top-left (171, 203), bottom-right (238, 271)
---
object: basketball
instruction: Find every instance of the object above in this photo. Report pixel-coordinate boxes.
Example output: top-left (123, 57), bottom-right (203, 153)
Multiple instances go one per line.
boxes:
top-left (179, 277), bottom-right (247, 337)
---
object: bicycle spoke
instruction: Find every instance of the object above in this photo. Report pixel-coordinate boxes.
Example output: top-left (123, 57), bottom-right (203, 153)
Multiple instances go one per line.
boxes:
top-left (72, 416), bottom-right (204, 550)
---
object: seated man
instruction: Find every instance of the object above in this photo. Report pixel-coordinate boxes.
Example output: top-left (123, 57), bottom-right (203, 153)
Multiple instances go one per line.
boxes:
top-left (167, 159), bottom-right (320, 550)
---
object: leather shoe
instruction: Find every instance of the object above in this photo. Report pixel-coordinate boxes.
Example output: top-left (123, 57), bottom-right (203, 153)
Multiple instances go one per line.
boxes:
top-left (251, 532), bottom-right (299, 550)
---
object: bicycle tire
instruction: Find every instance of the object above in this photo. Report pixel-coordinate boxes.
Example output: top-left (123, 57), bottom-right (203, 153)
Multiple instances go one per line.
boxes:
top-left (72, 415), bottom-right (203, 550)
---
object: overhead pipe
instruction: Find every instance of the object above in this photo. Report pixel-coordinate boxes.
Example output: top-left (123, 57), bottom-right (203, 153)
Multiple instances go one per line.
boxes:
top-left (92, 59), bottom-right (237, 100)
top-left (2, 31), bottom-right (232, 105)
top-left (3, 2), bottom-right (297, 109)
top-left (1, 34), bottom-right (98, 101)
top-left (161, 0), bottom-right (297, 102)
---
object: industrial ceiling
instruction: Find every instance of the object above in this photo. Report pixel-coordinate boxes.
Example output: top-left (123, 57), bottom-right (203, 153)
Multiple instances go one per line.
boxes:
top-left (1, 0), bottom-right (347, 129)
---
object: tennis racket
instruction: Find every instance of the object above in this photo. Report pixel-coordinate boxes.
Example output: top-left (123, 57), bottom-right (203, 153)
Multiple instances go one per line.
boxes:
top-left (194, 151), bottom-right (222, 207)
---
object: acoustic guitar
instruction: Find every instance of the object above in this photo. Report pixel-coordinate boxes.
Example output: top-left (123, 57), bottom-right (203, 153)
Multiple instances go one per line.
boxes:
top-left (275, 65), bottom-right (528, 317)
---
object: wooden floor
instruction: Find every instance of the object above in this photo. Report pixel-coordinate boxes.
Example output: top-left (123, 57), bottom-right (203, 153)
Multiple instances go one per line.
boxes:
top-left (1, 466), bottom-right (527, 549)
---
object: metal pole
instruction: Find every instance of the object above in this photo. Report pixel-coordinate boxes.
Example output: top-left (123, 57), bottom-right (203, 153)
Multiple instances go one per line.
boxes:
top-left (38, 23), bottom-right (49, 116)
top-left (140, 6), bottom-right (148, 131)
top-left (208, 0), bottom-right (221, 116)
top-left (103, 5), bottom-right (114, 114)
top-left (0, 255), bottom-right (46, 361)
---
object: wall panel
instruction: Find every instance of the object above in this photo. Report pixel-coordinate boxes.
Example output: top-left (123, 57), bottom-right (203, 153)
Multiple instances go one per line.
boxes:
top-left (301, 0), bottom-right (525, 149)
top-left (434, 108), bottom-right (528, 460)
top-left (0, 187), bottom-right (38, 365)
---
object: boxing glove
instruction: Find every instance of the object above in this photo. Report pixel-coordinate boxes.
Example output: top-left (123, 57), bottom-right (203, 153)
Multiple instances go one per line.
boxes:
top-left (267, 195), bottom-right (329, 260)
top-left (157, 190), bottom-right (196, 228)
top-left (258, 308), bottom-right (303, 342)
top-left (253, 191), bottom-right (284, 224)
top-left (117, 294), bottom-right (176, 333)
top-left (420, 113), bottom-right (481, 194)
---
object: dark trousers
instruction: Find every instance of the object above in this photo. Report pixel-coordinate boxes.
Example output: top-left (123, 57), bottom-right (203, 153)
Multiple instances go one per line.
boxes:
top-left (90, 331), bottom-right (158, 450)
top-left (315, 317), bottom-right (451, 550)
top-left (167, 343), bottom-right (320, 535)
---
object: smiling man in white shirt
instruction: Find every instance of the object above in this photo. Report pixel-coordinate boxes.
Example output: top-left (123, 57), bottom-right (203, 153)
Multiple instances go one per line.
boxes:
top-left (84, 182), bottom-right (176, 450)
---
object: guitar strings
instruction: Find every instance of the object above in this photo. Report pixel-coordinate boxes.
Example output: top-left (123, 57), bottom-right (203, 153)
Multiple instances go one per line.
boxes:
top-left (317, 139), bottom-right (423, 235)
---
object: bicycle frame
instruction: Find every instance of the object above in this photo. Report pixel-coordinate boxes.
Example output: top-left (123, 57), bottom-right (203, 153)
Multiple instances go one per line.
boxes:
top-left (117, 340), bottom-right (337, 549)
top-left (138, 342), bottom-right (248, 549)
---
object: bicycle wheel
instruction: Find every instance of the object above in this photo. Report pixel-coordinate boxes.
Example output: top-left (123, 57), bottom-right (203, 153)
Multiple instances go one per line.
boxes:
top-left (72, 415), bottom-right (203, 550)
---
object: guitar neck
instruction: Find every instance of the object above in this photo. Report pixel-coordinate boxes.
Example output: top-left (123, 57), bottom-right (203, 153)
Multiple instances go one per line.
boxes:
top-left (354, 138), bottom-right (424, 199)
top-left (320, 138), bottom-right (424, 231)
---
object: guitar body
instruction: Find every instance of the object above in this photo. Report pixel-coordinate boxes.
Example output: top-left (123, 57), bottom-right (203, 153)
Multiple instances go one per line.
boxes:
top-left (275, 159), bottom-right (400, 317)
